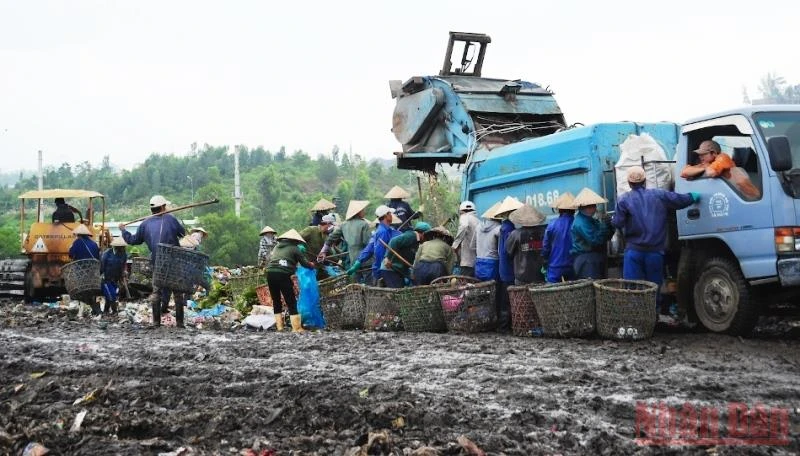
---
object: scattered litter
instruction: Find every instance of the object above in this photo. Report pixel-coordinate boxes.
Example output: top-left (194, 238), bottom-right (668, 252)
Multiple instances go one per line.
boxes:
top-left (73, 388), bottom-right (99, 406)
top-left (30, 371), bottom-right (47, 379)
top-left (243, 314), bottom-right (275, 330)
top-left (14, 383), bottom-right (24, 393)
top-left (391, 416), bottom-right (405, 429)
top-left (158, 447), bottom-right (191, 456)
top-left (456, 435), bottom-right (485, 456)
top-left (358, 388), bottom-right (369, 398)
top-left (22, 442), bottom-right (49, 456)
top-left (69, 409), bottom-right (87, 432)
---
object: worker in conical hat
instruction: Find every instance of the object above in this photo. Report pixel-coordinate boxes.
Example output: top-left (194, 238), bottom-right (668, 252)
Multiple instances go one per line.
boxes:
top-left (413, 226), bottom-right (456, 285)
top-left (475, 201), bottom-right (503, 282)
top-left (267, 229), bottom-right (316, 332)
top-left (258, 226), bottom-right (277, 268)
top-left (319, 200), bottom-right (372, 281)
top-left (505, 204), bottom-right (548, 285)
top-left (384, 186), bottom-right (418, 231)
top-left (309, 198), bottom-right (337, 226)
top-left (542, 192), bottom-right (577, 282)
top-left (569, 188), bottom-right (613, 279)
top-left (494, 196), bottom-right (524, 331)
top-left (100, 237), bottom-right (128, 315)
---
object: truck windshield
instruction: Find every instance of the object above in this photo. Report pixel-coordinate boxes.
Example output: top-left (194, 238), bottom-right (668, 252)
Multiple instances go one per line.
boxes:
top-left (753, 112), bottom-right (800, 169)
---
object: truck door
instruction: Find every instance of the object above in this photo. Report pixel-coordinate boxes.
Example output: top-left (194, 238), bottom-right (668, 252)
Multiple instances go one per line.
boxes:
top-left (676, 116), bottom-right (775, 279)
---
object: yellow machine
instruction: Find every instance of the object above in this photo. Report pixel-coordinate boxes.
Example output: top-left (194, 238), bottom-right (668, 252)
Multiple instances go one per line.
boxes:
top-left (0, 189), bottom-right (111, 301)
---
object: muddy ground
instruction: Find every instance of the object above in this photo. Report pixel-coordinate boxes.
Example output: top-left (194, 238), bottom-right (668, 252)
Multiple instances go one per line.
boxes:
top-left (1, 301), bottom-right (799, 456)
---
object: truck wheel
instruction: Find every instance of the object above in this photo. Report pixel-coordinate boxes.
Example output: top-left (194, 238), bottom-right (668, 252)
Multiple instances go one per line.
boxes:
top-left (693, 257), bottom-right (758, 335)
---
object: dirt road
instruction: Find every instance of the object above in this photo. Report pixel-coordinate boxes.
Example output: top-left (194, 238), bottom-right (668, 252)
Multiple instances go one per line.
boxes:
top-left (1, 302), bottom-right (798, 455)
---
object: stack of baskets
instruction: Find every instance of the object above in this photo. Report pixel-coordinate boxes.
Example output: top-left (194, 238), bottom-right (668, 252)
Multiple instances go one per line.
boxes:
top-left (594, 279), bottom-right (658, 341)
top-left (396, 285), bottom-right (445, 332)
top-left (530, 279), bottom-right (595, 338)
top-left (153, 243), bottom-right (209, 292)
top-left (61, 259), bottom-right (101, 298)
top-left (363, 285), bottom-right (404, 331)
top-left (433, 276), bottom-right (497, 333)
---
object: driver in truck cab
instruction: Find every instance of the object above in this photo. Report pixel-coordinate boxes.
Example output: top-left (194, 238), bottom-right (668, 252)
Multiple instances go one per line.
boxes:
top-left (679, 139), bottom-right (760, 199)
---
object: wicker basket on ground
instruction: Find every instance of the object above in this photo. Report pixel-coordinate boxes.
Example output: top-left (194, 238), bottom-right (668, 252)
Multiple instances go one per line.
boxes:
top-left (397, 285), bottom-right (446, 332)
top-left (320, 283), bottom-right (366, 330)
top-left (255, 284), bottom-right (273, 307)
top-left (153, 243), bottom-right (209, 292)
top-left (530, 279), bottom-right (595, 338)
top-left (363, 285), bottom-right (403, 331)
top-left (509, 284), bottom-right (542, 337)
top-left (594, 279), bottom-right (658, 341)
top-left (128, 256), bottom-right (152, 286)
top-left (61, 259), bottom-right (101, 297)
top-left (227, 270), bottom-right (264, 298)
top-left (318, 273), bottom-right (351, 298)
top-left (436, 280), bottom-right (497, 333)
top-left (431, 275), bottom-right (480, 287)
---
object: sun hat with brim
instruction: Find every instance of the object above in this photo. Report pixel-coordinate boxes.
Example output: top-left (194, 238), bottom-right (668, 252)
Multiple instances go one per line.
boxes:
top-left (428, 226), bottom-right (454, 242)
top-left (311, 198), bottom-right (337, 212)
top-left (384, 186), bottom-right (411, 199)
top-left (73, 225), bottom-right (93, 236)
top-left (626, 166), bottom-right (646, 184)
top-left (277, 229), bottom-right (305, 243)
top-left (550, 192), bottom-right (576, 210)
top-left (111, 237), bottom-right (127, 247)
top-left (494, 196), bottom-right (524, 217)
top-left (260, 226), bottom-right (277, 235)
top-left (345, 200), bottom-right (370, 220)
top-left (571, 188), bottom-right (608, 208)
top-left (191, 227), bottom-right (208, 236)
top-left (481, 201), bottom-right (502, 219)
top-left (509, 204), bottom-right (547, 227)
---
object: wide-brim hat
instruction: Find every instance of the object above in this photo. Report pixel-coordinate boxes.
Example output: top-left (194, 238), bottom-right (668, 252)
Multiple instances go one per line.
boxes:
top-left (481, 201), bottom-right (502, 219)
top-left (346, 200), bottom-right (370, 220)
top-left (384, 186), bottom-right (411, 199)
top-left (277, 229), bottom-right (305, 243)
top-left (509, 204), bottom-right (547, 227)
top-left (260, 225), bottom-right (277, 235)
top-left (494, 196), bottom-right (524, 217)
top-left (429, 226), bottom-right (454, 242)
top-left (73, 224), bottom-right (92, 236)
top-left (110, 237), bottom-right (127, 247)
top-left (550, 192), bottom-right (576, 210)
top-left (571, 188), bottom-right (608, 208)
top-left (311, 198), bottom-right (336, 212)
top-left (191, 227), bottom-right (208, 237)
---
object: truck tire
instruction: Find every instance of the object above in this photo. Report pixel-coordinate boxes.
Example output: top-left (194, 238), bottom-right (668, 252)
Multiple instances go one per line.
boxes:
top-left (693, 257), bottom-right (758, 335)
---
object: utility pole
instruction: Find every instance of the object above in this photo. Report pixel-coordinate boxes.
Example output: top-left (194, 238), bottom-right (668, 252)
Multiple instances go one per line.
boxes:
top-left (37, 150), bottom-right (44, 222)
top-left (234, 145), bottom-right (242, 217)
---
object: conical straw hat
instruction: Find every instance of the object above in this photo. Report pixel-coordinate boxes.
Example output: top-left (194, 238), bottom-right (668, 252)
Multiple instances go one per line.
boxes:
top-left (509, 204), bottom-right (547, 227)
top-left (384, 186), bottom-right (411, 199)
top-left (550, 192), bottom-right (576, 210)
top-left (481, 201), bottom-right (502, 219)
top-left (430, 225), bottom-right (454, 242)
top-left (73, 224), bottom-right (93, 236)
top-left (310, 198), bottom-right (336, 211)
top-left (571, 188), bottom-right (607, 208)
top-left (260, 225), bottom-right (277, 235)
top-left (345, 200), bottom-right (370, 220)
top-left (111, 237), bottom-right (127, 247)
top-left (277, 229), bottom-right (305, 243)
top-left (494, 196), bottom-right (524, 217)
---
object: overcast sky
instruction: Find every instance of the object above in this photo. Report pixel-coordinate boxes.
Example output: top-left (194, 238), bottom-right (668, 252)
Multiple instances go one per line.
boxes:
top-left (1, 0), bottom-right (798, 173)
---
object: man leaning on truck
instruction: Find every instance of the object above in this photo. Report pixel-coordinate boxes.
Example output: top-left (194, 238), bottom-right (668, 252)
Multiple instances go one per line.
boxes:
top-left (679, 139), bottom-right (760, 199)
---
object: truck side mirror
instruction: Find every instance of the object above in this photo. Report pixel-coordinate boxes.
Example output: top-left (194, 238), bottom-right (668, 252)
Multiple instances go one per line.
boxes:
top-left (767, 136), bottom-right (793, 172)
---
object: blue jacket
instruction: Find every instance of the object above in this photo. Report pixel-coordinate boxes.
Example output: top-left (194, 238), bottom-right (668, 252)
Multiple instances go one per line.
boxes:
top-left (69, 237), bottom-right (100, 261)
top-left (498, 219), bottom-right (516, 283)
top-left (101, 248), bottom-right (128, 282)
top-left (570, 212), bottom-right (612, 255)
top-left (122, 214), bottom-right (185, 264)
top-left (542, 213), bottom-right (574, 268)
top-left (387, 199), bottom-right (416, 230)
top-left (612, 187), bottom-right (693, 252)
top-left (357, 223), bottom-right (400, 277)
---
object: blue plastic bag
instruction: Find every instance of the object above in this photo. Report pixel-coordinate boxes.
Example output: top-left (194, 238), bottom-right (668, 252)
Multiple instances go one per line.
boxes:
top-left (297, 266), bottom-right (325, 329)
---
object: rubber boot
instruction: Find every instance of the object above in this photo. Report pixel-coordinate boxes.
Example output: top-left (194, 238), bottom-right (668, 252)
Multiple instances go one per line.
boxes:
top-left (151, 300), bottom-right (161, 327)
top-left (175, 300), bottom-right (185, 328)
top-left (290, 314), bottom-right (304, 333)
top-left (110, 301), bottom-right (118, 314)
top-left (274, 312), bottom-right (285, 332)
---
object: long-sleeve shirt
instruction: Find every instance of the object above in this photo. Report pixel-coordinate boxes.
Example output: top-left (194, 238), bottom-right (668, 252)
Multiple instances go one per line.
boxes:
top-left (542, 213), bottom-right (574, 268)
top-left (258, 236), bottom-right (275, 267)
top-left (325, 218), bottom-right (372, 264)
top-left (453, 212), bottom-right (479, 267)
top-left (387, 199), bottom-right (415, 230)
top-left (267, 240), bottom-right (314, 274)
top-left (476, 219), bottom-right (501, 260)
top-left (121, 213), bottom-right (185, 265)
top-left (498, 219), bottom-right (516, 283)
top-left (505, 226), bottom-right (547, 284)
top-left (300, 226), bottom-right (327, 263)
top-left (413, 238), bottom-right (455, 273)
top-left (69, 237), bottom-right (100, 261)
top-left (357, 223), bottom-right (400, 277)
top-left (381, 230), bottom-right (419, 276)
top-left (612, 187), bottom-right (693, 252)
top-left (570, 212), bottom-right (612, 255)
top-left (100, 249), bottom-right (127, 282)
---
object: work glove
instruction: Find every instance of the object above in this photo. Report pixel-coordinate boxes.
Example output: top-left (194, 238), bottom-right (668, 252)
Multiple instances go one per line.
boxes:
top-left (540, 265), bottom-right (547, 276)
top-left (346, 260), bottom-right (362, 276)
top-left (689, 192), bottom-right (701, 203)
top-left (298, 244), bottom-right (306, 253)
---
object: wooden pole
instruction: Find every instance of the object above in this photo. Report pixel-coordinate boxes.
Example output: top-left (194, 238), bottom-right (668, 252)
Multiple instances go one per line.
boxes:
top-left (121, 198), bottom-right (219, 225)
top-left (378, 238), bottom-right (413, 268)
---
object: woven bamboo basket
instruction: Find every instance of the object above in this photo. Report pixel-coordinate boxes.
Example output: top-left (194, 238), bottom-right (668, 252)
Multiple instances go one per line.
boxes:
top-left (431, 275), bottom-right (480, 287)
top-left (397, 285), bottom-right (446, 333)
top-left (128, 256), bottom-right (152, 285)
top-left (153, 243), bottom-right (209, 292)
top-left (437, 280), bottom-right (497, 333)
top-left (321, 283), bottom-right (366, 330)
top-left (530, 279), bottom-right (595, 338)
top-left (594, 279), bottom-right (658, 341)
top-left (509, 285), bottom-right (542, 337)
top-left (61, 259), bottom-right (101, 296)
top-left (363, 286), bottom-right (403, 331)
top-left (255, 284), bottom-right (273, 307)
top-left (318, 273), bottom-right (351, 298)
top-left (227, 271), bottom-right (264, 298)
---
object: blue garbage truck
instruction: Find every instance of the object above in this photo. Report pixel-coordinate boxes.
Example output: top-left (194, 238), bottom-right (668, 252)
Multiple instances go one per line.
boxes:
top-left (389, 32), bottom-right (800, 335)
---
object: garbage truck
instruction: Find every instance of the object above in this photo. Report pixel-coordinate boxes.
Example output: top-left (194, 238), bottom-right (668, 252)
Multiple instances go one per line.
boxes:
top-left (388, 31), bottom-right (800, 335)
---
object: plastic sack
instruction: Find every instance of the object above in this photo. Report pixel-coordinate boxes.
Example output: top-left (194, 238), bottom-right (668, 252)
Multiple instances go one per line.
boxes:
top-left (615, 133), bottom-right (674, 196)
top-left (296, 266), bottom-right (326, 328)
top-left (244, 313), bottom-right (276, 330)
top-left (324, 265), bottom-right (343, 277)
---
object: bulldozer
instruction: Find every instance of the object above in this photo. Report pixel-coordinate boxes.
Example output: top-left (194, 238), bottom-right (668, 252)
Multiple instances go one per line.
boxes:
top-left (0, 189), bottom-right (112, 301)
